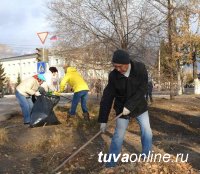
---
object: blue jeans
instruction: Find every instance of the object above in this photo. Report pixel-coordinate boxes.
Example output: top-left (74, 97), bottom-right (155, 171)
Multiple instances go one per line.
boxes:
top-left (70, 90), bottom-right (88, 115)
top-left (106, 111), bottom-right (152, 167)
top-left (15, 90), bottom-right (33, 124)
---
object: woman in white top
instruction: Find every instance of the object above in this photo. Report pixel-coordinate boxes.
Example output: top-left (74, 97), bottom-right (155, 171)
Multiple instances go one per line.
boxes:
top-left (15, 74), bottom-right (46, 124)
top-left (42, 67), bottom-right (59, 93)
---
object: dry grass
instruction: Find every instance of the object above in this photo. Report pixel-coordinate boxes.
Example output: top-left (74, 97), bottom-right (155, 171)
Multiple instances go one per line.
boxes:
top-left (48, 128), bottom-right (70, 148)
top-left (24, 135), bottom-right (50, 152)
top-left (87, 101), bottom-right (100, 116)
top-left (0, 128), bottom-right (8, 145)
top-left (0, 96), bottom-right (199, 173)
top-left (23, 102), bottom-right (99, 153)
top-left (23, 126), bottom-right (74, 153)
top-left (55, 102), bottom-right (100, 130)
top-left (75, 103), bottom-right (100, 132)
top-left (55, 110), bottom-right (67, 123)
top-left (22, 102), bottom-right (100, 154)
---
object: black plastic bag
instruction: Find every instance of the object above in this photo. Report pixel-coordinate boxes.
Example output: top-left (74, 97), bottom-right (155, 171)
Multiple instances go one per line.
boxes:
top-left (30, 95), bottom-right (60, 127)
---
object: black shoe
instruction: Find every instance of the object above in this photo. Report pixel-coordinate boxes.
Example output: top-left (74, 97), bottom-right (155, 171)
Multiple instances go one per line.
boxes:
top-left (66, 113), bottom-right (76, 126)
top-left (24, 122), bottom-right (30, 128)
top-left (83, 112), bottom-right (90, 121)
top-left (67, 113), bottom-right (76, 119)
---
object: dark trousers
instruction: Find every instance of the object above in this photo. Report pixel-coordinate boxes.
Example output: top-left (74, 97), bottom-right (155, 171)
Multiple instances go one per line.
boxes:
top-left (146, 91), bottom-right (153, 102)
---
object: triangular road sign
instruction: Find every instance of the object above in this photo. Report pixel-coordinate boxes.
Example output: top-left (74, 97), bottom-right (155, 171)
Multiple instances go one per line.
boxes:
top-left (37, 32), bottom-right (49, 44)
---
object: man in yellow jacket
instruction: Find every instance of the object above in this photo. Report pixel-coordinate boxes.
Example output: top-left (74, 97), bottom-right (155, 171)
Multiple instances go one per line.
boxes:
top-left (60, 66), bottom-right (90, 120)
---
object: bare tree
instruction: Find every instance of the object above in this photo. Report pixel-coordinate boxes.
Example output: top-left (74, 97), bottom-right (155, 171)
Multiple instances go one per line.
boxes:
top-left (46, 0), bottom-right (169, 90)
top-left (48, 0), bottom-right (165, 62)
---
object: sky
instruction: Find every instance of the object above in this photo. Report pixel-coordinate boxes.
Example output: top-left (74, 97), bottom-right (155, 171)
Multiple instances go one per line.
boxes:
top-left (0, 0), bottom-right (54, 58)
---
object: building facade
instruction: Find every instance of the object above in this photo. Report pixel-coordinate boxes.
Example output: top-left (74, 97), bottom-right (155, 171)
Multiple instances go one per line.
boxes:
top-left (0, 53), bottom-right (65, 94)
top-left (0, 51), bottom-right (108, 95)
top-left (1, 54), bottom-right (38, 84)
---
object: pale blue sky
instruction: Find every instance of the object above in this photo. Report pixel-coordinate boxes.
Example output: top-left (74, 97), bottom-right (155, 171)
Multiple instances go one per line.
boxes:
top-left (0, 0), bottom-right (53, 57)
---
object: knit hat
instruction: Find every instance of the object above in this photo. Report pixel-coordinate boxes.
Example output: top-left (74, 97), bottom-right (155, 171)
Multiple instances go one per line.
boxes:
top-left (112, 49), bottom-right (130, 64)
top-left (37, 74), bottom-right (46, 81)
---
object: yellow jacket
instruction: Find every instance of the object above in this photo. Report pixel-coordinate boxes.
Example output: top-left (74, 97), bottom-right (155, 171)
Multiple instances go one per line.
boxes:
top-left (60, 67), bottom-right (89, 93)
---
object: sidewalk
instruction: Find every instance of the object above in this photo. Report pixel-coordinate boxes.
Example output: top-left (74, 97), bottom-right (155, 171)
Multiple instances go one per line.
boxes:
top-left (0, 95), bottom-right (20, 122)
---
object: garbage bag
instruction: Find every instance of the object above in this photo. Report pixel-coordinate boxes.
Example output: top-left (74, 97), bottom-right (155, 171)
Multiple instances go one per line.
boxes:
top-left (32, 87), bottom-right (46, 103)
top-left (30, 95), bottom-right (60, 127)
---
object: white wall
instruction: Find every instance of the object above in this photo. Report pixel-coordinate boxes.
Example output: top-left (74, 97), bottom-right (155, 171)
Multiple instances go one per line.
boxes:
top-left (2, 57), bottom-right (37, 83)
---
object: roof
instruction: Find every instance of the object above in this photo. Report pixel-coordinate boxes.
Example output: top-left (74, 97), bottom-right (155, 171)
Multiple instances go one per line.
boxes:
top-left (0, 53), bottom-right (37, 62)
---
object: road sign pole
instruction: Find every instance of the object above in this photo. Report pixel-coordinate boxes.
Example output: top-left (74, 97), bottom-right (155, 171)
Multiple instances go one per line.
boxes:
top-left (37, 32), bottom-right (49, 70)
top-left (42, 47), bottom-right (44, 61)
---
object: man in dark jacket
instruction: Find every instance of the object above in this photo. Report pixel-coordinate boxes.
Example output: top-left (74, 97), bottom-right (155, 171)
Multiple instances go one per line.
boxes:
top-left (98, 49), bottom-right (152, 168)
top-left (146, 80), bottom-right (153, 103)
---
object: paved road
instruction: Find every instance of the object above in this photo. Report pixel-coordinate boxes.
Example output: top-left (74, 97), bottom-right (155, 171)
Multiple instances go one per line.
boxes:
top-left (0, 93), bottom-right (99, 121)
top-left (0, 94), bottom-right (70, 122)
top-left (0, 93), bottom-right (76, 122)
top-left (0, 95), bottom-right (20, 121)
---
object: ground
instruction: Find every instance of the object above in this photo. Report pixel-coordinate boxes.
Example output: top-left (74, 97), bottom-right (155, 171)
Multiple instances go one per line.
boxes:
top-left (0, 95), bottom-right (199, 174)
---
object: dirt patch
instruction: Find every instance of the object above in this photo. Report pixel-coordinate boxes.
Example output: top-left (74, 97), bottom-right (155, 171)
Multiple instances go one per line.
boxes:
top-left (0, 96), bottom-right (199, 173)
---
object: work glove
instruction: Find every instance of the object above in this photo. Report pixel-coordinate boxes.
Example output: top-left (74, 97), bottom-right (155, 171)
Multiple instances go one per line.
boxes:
top-left (35, 91), bottom-right (41, 96)
top-left (100, 123), bottom-right (107, 133)
top-left (122, 107), bottom-right (130, 115)
top-left (53, 91), bottom-right (61, 96)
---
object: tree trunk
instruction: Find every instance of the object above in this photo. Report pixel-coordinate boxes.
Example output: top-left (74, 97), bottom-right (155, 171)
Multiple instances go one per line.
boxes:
top-left (193, 58), bottom-right (200, 94)
top-left (158, 48), bottom-right (161, 91)
top-left (177, 60), bottom-right (183, 95)
top-left (168, 0), bottom-right (174, 100)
